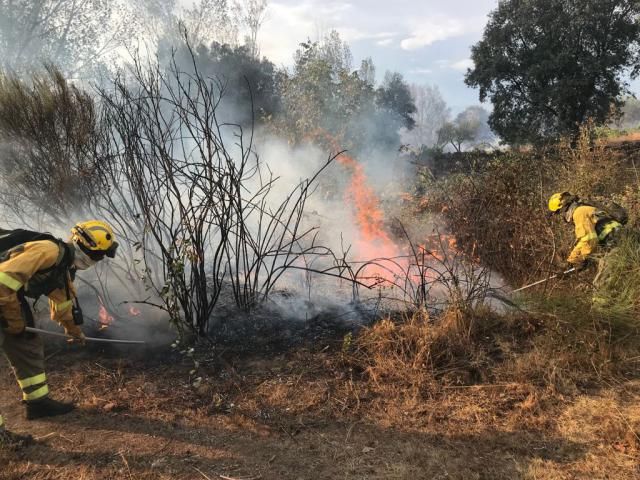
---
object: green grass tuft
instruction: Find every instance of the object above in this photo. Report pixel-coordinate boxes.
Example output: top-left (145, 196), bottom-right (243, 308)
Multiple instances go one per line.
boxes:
top-left (591, 230), bottom-right (640, 328)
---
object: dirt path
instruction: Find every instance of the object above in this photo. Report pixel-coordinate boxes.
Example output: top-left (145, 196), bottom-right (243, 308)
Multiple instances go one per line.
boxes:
top-left (2, 344), bottom-right (639, 479)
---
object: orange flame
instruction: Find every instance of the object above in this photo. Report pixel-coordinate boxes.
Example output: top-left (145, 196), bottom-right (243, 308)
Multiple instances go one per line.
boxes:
top-left (97, 295), bottom-right (114, 329)
top-left (337, 152), bottom-right (399, 256)
top-left (319, 132), bottom-right (398, 248)
top-left (311, 130), bottom-right (462, 285)
top-left (317, 132), bottom-right (403, 281)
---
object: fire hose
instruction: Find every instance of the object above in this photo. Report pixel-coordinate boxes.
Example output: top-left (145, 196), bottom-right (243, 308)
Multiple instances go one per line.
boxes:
top-left (511, 267), bottom-right (577, 294)
top-left (25, 326), bottom-right (146, 345)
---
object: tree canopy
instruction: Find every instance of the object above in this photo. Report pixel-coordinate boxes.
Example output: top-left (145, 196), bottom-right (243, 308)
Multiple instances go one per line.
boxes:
top-left (160, 40), bottom-right (280, 126)
top-left (465, 0), bottom-right (640, 144)
top-left (275, 31), bottom-right (414, 152)
top-left (401, 84), bottom-right (450, 149)
top-left (437, 106), bottom-right (493, 152)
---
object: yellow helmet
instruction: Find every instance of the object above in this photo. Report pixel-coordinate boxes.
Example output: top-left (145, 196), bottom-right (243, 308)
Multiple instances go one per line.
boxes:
top-left (548, 192), bottom-right (572, 212)
top-left (71, 220), bottom-right (118, 260)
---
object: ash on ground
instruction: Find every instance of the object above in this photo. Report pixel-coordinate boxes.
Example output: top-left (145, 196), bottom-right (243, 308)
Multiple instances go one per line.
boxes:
top-left (207, 288), bottom-right (382, 353)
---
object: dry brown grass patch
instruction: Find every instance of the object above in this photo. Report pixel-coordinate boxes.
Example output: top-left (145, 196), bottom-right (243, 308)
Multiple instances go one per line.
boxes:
top-left (347, 307), bottom-right (514, 400)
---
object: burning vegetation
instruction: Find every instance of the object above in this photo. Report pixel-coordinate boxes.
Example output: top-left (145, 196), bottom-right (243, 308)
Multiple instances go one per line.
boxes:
top-left (1, 2), bottom-right (640, 478)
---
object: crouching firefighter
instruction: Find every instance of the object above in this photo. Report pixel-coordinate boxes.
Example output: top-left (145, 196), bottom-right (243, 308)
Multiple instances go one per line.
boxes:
top-left (0, 220), bottom-right (117, 447)
top-left (548, 192), bottom-right (626, 282)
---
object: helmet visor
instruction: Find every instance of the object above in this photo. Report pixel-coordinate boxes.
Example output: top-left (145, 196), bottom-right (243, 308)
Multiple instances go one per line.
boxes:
top-left (105, 241), bottom-right (118, 259)
top-left (77, 241), bottom-right (118, 261)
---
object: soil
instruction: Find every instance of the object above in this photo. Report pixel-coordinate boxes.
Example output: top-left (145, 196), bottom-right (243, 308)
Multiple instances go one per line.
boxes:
top-left (1, 331), bottom-right (640, 480)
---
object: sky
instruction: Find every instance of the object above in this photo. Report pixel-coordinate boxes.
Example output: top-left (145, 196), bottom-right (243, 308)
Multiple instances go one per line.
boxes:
top-left (259, 0), bottom-right (500, 113)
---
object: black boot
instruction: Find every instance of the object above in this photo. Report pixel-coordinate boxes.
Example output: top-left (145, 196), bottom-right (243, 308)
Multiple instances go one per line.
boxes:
top-left (0, 428), bottom-right (33, 450)
top-left (25, 397), bottom-right (75, 420)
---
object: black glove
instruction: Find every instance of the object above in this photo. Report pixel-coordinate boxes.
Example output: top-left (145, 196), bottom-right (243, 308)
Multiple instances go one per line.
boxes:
top-left (575, 259), bottom-right (592, 272)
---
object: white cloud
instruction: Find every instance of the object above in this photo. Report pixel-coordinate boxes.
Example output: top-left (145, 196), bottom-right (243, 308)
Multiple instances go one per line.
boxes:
top-left (260, 4), bottom-right (311, 64)
top-left (334, 29), bottom-right (398, 43)
top-left (260, 2), bottom-right (402, 64)
top-left (400, 18), bottom-right (464, 50)
top-left (451, 58), bottom-right (474, 71)
top-left (408, 68), bottom-right (433, 75)
top-left (352, 31), bottom-right (397, 43)
top-left (259, 2), bottom-right (488, 75)
top-left (260, 1), bottom-right (356, 64)
top-left (431, 58), bottom-right (475, 71)
top-left (339, 27), bottom-right (374, 42)
top-left (400, 15), bottom-right (486, 51)
top-left (319, 1), bottom-right (354, 16)
top-left (371, 32), bottom-right (397, 39)
top-left (376, 38), bottom-right (394, 47)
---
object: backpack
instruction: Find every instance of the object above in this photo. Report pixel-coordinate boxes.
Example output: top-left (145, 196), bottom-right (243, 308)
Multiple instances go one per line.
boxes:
top-left (0, 228), bottom-right (63, 254)
top-left (583, 200), bottom-right (629, 226)
top-left (0, 227), bottom-right (74, 287)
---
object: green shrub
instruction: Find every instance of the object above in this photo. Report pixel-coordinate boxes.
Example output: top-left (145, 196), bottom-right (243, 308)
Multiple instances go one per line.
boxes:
top-left (591, 230), bottom-right (640, 327)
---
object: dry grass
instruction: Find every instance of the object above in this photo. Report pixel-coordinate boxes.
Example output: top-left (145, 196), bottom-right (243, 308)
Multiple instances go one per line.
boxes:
top-left (346, 307), bottom-right (520, 399)
top-left (555, 119), bottom-right (630, 197)
top-left (0, 66), bottom-right (99, 218)
top-left (2, 330), bottom-right (640, 479)
top-left (347, 300), bottom-right (640, 405)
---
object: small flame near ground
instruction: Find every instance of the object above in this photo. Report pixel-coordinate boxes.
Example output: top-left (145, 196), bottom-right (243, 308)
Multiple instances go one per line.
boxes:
top-left (129, 306), bottom-right (141, 317)
top-left (98, 295), bottom-right (114, 330)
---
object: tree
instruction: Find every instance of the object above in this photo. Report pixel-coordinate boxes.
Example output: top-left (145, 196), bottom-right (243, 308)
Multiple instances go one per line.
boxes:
top-left (159, 40), bottom-right (280, 126)
top-left (465, 0), bottom-right (640, 145)
top-left (154, 0), bottom-right (260, 60)
top-left (358, 57), bottom-right (376, 86)
top-left (319, 30), bottom-right (353, 76)
top-left (436, 120), bottom-right (474, 154)
top-left (234, 0), bottom-right (268, 58)
top-left (177, 0), bottom-right (239, 47)
top-left (619, 96), bottom-right (640, 129)
top-left (275, 31), bottom-right (415, 153)
top-left (376, 71), bottom-right (415, 131)
top-left (97, 49), bottom-right (346, 335)
top-left (0, 0), bottom-right (135, 79)
top-left (401, 84), bottom-right (450, 148)
top-left (276, 32), bottom-right (371, 145)
top-left (276, 39), bottom-right (337, 142)
top-left (436, 106), bottom-right (492, 152)
top-left (455, 106), bottom-right (494, 146)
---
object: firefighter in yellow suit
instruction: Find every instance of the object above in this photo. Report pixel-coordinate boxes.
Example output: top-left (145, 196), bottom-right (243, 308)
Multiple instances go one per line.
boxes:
top-left (0, 220), bottom-right (117, 448)
top-left (548, 192), bottom-right (623, 273)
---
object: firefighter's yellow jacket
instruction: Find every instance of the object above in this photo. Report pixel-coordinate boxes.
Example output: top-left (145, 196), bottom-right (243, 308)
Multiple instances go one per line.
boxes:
top-left (567, 205), bottom-right (621, 265)
top-left (0, 240), bottom-right (80, 336)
